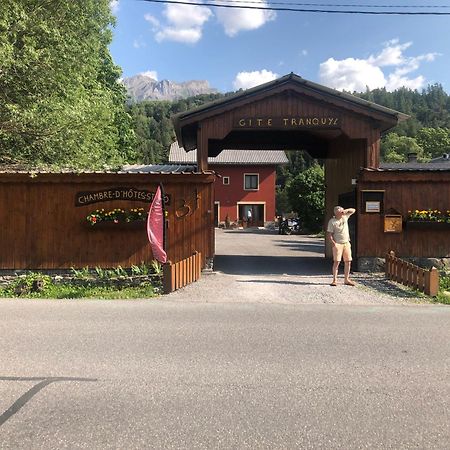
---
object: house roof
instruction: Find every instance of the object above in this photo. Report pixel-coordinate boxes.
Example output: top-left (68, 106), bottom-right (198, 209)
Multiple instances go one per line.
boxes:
top-left (379, 153), bottom-right (450, 171)
top-left (169, 142), bottom-right (289, 165)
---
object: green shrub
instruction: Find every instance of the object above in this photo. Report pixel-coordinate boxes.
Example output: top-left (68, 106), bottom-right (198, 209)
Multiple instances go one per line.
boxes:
top-left (287, 165), bottom-right (325, 232)
top-left (3, 273), bottom-right (52, 297)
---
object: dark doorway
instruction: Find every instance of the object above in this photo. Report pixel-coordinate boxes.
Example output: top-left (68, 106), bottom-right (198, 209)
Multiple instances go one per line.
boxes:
top-left (239, 204), bottom-right (264, 227)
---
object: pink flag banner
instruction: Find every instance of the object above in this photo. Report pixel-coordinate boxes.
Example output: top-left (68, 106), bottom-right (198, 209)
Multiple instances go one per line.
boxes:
top-left (147, 185), bottom-right (167, 263)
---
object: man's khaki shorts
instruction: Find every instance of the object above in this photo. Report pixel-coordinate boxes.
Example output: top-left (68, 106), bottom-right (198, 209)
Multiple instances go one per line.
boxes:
top-left (333, 242), bottom-right (352, 262)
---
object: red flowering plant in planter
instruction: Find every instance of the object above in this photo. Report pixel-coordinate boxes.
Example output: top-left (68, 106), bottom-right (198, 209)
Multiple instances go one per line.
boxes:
top-left (86, 208), bottom-right (148, 226)
top-left (407, 209), bottom-right (450, 223)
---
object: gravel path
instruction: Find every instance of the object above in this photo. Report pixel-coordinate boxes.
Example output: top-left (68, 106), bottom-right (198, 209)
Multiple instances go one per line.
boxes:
top-left (167, 229), bottom-right (425, 305)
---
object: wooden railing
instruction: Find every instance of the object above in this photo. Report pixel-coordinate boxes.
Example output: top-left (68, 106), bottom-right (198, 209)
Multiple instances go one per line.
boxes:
top-left (385, 251), bottom-right (439, 296)
top-left (163, 252), bottom-right (202, 294)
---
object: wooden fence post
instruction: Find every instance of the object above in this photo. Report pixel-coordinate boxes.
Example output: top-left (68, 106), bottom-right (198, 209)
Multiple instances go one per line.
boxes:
top-left (386, 251), bottom-right (395, 280)
top-left (394, 256), bottom-right (399, 282)
top-left (163, 261), bottom-right (173, 294)
top-left (425, 267), bottom-right (439, 297)
top-left (196, 252), bottom-right (201, 280)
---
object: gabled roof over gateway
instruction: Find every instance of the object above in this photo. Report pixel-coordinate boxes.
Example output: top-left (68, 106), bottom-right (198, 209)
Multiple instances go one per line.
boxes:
top-left (173, 73), bottom-right (409, 152)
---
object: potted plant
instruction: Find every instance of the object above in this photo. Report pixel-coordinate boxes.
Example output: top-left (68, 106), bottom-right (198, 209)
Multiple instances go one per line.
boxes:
top-left (406, 209), bottom-right (450, 229)
top-left (86, 207), bottom-right (147, 230)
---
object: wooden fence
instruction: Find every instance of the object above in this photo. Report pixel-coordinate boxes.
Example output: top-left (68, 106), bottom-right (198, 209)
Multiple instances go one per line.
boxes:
top-left (163, 252), bottom-right (202, 294)
top-left (385, 251), bottom-right (439, 296)
top-left (0, 172), bottom-right (215, 270)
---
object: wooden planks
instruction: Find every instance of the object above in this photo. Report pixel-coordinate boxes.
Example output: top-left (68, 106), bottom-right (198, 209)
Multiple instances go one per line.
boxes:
top-left (0, 173), bottom-right (214, 269)
top-left (163, 251), bottom-right (202, 294)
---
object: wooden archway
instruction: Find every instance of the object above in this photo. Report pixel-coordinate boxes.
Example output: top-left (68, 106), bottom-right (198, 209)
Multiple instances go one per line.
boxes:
top-left (173, 73), bottom-right (408, 258)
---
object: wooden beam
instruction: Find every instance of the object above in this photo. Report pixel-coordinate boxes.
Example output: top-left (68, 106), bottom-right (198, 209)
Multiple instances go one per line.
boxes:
top-left (197, 127), bottom-right (209, 172)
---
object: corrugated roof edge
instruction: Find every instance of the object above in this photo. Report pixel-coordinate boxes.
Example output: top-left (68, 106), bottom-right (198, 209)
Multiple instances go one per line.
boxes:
top-left (363, 167), bottom-right (450, 172)
top-left (169, 161), bottom-right (288, 166)
top-left (169, 142), bottom-right (289, 165)
top-left (0, 170), bottom-right (215, 175)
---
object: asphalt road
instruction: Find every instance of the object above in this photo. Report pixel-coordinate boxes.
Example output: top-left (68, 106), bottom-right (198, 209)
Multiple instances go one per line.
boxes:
top-left (1, 300), bottom-right (449, 449)
top-left (1, 230), bottom-right (449, 449)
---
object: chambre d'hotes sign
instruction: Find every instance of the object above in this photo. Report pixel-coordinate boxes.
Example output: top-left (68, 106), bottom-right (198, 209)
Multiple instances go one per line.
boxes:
top-left (75, 187), bottom-right (170, 206)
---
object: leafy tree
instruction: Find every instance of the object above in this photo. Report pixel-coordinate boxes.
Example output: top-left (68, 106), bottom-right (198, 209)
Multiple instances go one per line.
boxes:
top-left (275, 186), bottom-right (291, 216)
top-left (0, 0), bottom-right (134, 169)
top-left (286, 164), bottom-right (325, 231)
top-left (276, 150), bottom-right (317, 187)
top-left (416, 128), bottom-right (450, 159)
top-left (380, 133), bottom-right (425, 162)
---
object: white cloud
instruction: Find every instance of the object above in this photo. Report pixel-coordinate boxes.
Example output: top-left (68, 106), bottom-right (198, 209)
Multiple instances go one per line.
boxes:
top-left (233, 69), bottom-right (279, 90)
top-left (368, 39), bottom-right (411, 67)
top-left (319, 40), bottom-right (439, 92)
top-left (319, 57), bottom-right (386, 92)
top-left (144, 14), bottom-right (160, 29)
top-left (145, 0), bottom-right (275, 44)
top-left (110, 0), bottom-right (119, 14)
top-left (163, 4), bottom-right (212, 28)
top-left (140, 70), bottom-right (158, 81)
top-left (215, 0), bottom-right (276, 37)
top-left (147, 4), bottom-right (212, 44)
top-left (301, 49), bottom-right (308, 56)
top-left (155, 27), bottom-right (203, 44)
top-left (133, 37), bottom-right (147, 49)
top-left (386, 73), bottom-right (424, 91)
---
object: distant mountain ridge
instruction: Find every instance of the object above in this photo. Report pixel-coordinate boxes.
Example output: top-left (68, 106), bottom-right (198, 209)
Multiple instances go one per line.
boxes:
top-left (123, 74), bottom-right (218, 101)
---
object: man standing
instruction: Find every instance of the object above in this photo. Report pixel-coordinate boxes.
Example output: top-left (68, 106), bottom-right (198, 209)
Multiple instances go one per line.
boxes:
top-left (327, 206), bottom-right (356, 286)
top-left (246, 208), bottom-right (253, 227)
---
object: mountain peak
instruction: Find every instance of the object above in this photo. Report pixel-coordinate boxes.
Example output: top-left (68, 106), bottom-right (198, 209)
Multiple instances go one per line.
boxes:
top-left (123, 75), bottom-right (218, 101)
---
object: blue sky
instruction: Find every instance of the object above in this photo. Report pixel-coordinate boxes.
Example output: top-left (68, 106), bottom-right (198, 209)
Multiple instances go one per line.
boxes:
top-left (109, 0), bottom-right (450, 93)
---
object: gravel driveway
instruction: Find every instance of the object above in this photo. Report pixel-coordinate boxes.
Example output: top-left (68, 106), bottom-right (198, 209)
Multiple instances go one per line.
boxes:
top-left (167, 229), bottom-right (423, 305)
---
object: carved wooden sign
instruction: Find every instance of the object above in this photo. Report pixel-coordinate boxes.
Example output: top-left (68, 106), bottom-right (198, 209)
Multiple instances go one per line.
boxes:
top-left (233, 116), bottom-right (341, 129)
top-left (75, 187), bottom-right (170, 206)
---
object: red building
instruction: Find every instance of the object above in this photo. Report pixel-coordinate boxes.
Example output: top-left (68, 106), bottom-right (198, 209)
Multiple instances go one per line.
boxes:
top-left (169, 142), bottom-right (288, 227)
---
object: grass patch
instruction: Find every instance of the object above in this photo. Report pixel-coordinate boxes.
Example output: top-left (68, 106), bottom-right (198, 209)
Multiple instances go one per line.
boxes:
top-left (435, 273), bottom-right (450, 305)
top-left (36, 283), bottom-right (159, 299)
top-left (0, 280), bottom-right (160, 300)
top-left (0, 267), bottom-right (162, 300)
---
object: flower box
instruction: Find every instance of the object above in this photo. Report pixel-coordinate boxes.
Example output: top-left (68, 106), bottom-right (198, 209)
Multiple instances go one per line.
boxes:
top-left (84, 220), bottom-right (146, 231)
top-left (406, 221), bottom-right (450, 230)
